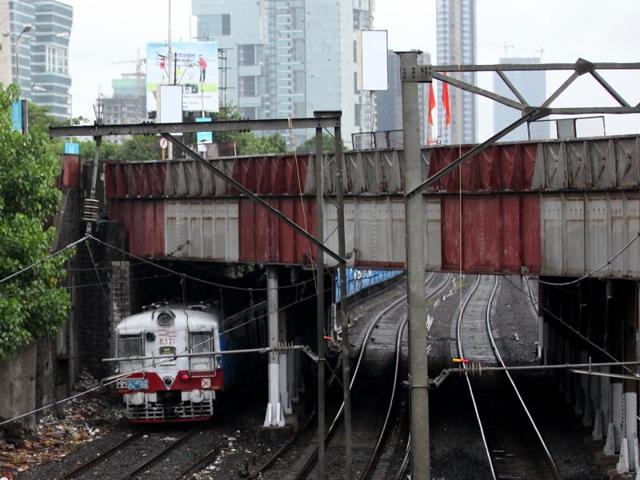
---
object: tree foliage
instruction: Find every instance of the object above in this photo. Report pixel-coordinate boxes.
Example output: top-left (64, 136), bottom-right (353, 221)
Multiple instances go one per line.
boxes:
top-left (0, 84), bottom-right (72, 359)
top-left (296, 133), bottom-right (345, 154)
top-left (214, 106), bottom-right (288, 156)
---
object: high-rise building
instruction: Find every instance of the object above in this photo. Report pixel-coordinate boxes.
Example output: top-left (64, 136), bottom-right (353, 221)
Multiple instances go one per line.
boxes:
top-left (192, 0), bottom-right (373, 146)
top-left (0, 0), bottom-right (73, 120)
top-left (436, 0), bottom-right (476, 145)
top-left (102, 72), bottom-right (147, 143)
top-left (493, 57), bottom-right (549, 142)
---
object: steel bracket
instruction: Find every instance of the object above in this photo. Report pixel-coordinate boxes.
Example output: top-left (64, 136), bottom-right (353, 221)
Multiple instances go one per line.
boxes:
top-left (401, 65), bottom-right (433, 83)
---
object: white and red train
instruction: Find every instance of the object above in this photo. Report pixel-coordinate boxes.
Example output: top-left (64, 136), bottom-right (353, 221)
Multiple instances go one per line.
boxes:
top-left (113, 302), bottom-right (265, 423)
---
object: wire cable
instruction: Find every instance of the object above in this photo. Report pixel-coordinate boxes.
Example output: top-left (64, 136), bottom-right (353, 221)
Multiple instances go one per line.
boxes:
top-left (87, 234), bottom-right (317, 293)
top-left (504, 275), bottom-right (636, 377)
top-left (0, 235), bottom-right (88, 287)
top-left (536, 232), bottom-right (640, 287)
top-left (0, 282), bottom-right (331, 428)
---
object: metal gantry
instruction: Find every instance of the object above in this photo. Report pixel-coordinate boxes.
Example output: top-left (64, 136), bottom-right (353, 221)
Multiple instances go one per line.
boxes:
top-left (50, 111), bottom-right (352, 480)
top-left (398, 55), bottom-right (640, 480)
top-left (51, 57), bottom-right (640, 480)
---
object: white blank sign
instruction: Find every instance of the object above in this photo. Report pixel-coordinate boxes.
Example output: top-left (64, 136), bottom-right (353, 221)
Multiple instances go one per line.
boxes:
top-left (158, 85), bottom-right (183, 124)
top-left (360, 30), bottom-right (388, 91)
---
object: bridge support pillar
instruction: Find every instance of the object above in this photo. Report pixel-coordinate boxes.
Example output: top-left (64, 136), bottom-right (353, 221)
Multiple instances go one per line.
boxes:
top-left (623, 391), bottom-right (638, 469)
top-left (264, 267), bottom-right (285, 428)
top-left (542, 320), bottom-right (551, 365)
top-left (598, 367), bottom-right (613, 445)
top-left (279, 308), bottom-right (292, 415)
top-left (611, 381), bottom-right (624, 452)
top-left (581, 350), bottom-right (593, 427)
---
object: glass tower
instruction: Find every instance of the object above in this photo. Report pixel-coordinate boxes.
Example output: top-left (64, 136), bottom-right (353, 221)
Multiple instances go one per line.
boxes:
top-left (0, 0), bottom-right (72, 119)
top-left (436, 0), bottom-right (477, 145)
top-left (192, 0), bottom-right (373, 147)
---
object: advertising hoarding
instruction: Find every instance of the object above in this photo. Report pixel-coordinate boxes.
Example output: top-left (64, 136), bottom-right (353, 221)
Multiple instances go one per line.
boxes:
top-left (146, 41), bottom-right (219, 113)
top-left (358, 30), bottom-right (389, 91)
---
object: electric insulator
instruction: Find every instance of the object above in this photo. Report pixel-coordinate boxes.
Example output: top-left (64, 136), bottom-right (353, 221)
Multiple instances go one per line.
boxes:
top-left (82, 198), bottom-right (100, 223)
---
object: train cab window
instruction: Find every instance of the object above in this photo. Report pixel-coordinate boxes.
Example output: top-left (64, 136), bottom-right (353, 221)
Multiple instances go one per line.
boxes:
top-left (118, 334), bottom-right (143, 358)
top-left (190, 332), bottom-right (214, 371)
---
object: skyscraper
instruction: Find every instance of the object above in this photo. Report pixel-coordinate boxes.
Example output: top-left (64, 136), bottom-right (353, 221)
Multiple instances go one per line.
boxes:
top-left (102, 72), bottom-right (147, 143)
top-left (192, 0), bottom-right (373, 146)
top-left (0, 0), bottom-right (73, 120)
top-left (436, 0), bottom-right (476, 145)
top-left (493, 57), bottom-right (549, 141)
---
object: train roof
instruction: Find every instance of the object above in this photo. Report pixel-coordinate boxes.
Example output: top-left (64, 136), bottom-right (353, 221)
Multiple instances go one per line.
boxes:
top-left (115, 305), bottom-right (219, 335)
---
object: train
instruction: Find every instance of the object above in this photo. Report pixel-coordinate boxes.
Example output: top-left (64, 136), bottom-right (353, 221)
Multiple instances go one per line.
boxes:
top-left (113, 301), bottom-right (266, 423)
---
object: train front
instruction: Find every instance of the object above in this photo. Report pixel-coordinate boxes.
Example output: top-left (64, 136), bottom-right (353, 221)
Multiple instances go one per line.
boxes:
top-left (113, 305), bottom-right (223, 423)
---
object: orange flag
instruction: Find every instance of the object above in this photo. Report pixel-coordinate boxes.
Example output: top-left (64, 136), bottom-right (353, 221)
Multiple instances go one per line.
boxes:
top-left (428, 83), bottom-right (436, 125)
top-left (442, 80), bottom-right (451, 127)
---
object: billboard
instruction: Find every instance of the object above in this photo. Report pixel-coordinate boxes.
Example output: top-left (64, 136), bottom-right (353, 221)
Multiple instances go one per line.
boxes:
top-left (358, 30), bottom-right (388, 91)
top-left (146, 41), bottom-right (219, 113)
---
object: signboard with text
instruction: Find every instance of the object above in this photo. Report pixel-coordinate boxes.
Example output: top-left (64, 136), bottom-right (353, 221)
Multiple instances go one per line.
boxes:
top-left (146, 41), bottom-right (219, 113)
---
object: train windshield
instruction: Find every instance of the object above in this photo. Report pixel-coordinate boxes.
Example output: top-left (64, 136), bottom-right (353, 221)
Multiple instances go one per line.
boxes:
top-left (118, 334), bottom-right (143, 358)
top-left (189, 331), bottom-right (214, 371)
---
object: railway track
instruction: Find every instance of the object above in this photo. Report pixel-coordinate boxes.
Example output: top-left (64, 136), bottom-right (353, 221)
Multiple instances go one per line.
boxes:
top-left (58, 421), bottom-right (223, 480)
top-left (280, 273), bottom-right (452, 480)
top-left (59, 430), bottom-right (145, 480)
top-left (456, 275), bottom-right (561, 480)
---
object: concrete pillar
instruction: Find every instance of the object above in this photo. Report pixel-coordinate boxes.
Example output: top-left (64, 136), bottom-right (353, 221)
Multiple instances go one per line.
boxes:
top-left (278, 310), bottom-right (292, 415)
top-left (592, 367), bottom-right (605, 441)
top-left (264, 267), bottom-right (285, 427)
top-left (287, 349), bottom-right (295, 406)
top-left (598, 367), bottom-right (613, 445)
top-left (543, 319), bottom-right (550, 365)
top-left (564, 339), bottom-right (573, 404)
top-left (581, 351), bottom-right (593, 427)
top-left (291, 335), bottom-right (302, 403)
top-left (612, 381), bottom-right (624, 452)
top-left (590, 365), bottom-right (601, 426)
top-left (625, 391), bottom-right (638, 467)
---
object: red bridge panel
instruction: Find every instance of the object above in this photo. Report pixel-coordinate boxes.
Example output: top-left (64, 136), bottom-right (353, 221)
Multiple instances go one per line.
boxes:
top-left (427, 143), bottom-right (538, 192)
top-left (440, 195), bottom-right (540, 274)
top-left (239, 198), bottom-right (316, 265)
top-left (110, 200), bottom-right (165, 257)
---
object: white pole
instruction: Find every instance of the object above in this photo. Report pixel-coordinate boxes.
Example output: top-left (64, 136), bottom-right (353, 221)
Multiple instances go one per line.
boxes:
top-left (167, 0), bottom-right (173, 85)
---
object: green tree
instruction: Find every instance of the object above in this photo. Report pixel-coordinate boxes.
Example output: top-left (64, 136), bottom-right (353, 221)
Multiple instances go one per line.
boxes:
top-left (112, 135), bottom-right (161, 161)
top-left (0, 84), bottom-right (72, 359)
top-left (214, 106), bottom-right (288, 155)
top-left (296, 133), bottom-right (345, 154)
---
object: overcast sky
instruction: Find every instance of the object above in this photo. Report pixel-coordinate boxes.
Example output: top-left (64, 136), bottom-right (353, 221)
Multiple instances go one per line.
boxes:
top-left (65, 0), bottom-right (639, 137)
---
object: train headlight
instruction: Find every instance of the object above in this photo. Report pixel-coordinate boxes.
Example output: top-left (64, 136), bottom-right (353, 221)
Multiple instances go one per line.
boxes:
top-left (190, 389), bottom-right (204, 403)
top-left (130, 392), bottom-right (145, 405)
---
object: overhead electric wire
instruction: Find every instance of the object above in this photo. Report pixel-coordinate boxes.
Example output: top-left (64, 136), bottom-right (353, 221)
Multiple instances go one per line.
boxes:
top-left (503, 275), bottom-right (636, 377)
top-left (0, 281), bottom-right (331, 428)
top-left (87, 234), bottom-right (319, 293)
top-left (0, 235), bottom-right (88, 287)
top-left (536, 232), bottom-right (640, 287)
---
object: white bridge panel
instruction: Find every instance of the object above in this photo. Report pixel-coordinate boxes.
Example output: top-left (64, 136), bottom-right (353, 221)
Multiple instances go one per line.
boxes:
top-left (165, 200), bottom-right (239, 262)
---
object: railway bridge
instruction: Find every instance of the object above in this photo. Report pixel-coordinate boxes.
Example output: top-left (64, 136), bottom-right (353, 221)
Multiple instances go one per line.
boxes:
top-left (55, 130), bottom-right (640, 473)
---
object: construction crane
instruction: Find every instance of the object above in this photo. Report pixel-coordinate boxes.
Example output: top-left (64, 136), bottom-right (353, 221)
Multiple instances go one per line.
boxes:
top-left (109, 50), bottom-right (146, 97)
top-left (484, 42), bottom-right (516, 59)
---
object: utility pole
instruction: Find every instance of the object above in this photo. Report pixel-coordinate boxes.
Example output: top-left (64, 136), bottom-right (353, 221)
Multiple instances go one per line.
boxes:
top-left (167, 0), bottom-right (172, 85)
top-left (167, 0), bottom-right (174, 160)
top-left (398, 51), bottom-right (430, 480)
top-left (334, 121), bottom-right (352, 479)
top-left (14, 24), bottom-right (33, 90)
top-left (314, 117), bottom-right (326, 480)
